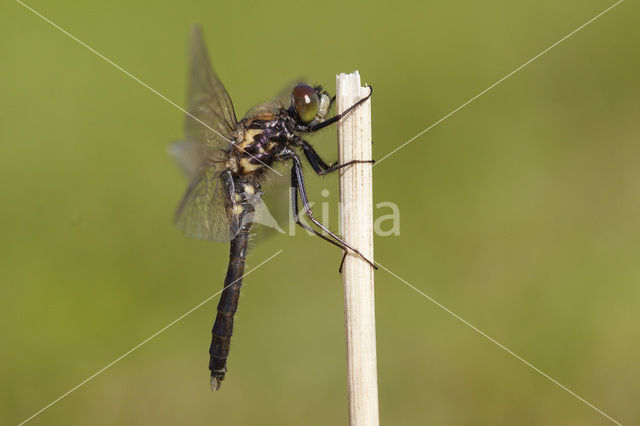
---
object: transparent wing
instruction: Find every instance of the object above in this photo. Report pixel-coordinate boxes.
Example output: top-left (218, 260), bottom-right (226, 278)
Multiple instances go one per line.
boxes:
top-left (250, 162), bottom-right (292, 240)
top-left (242, 78), bottom-right (305, 120)
top-left (185, 26), bottom-right (238, 149)
top-left (171, 140), bottom-right (240, 242)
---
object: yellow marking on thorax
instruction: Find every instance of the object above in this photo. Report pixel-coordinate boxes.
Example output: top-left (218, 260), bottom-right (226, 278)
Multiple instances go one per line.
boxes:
top-left (239, 128), bottom-right (263, 149)
top-left (240, 157), bottom-right (263, 173)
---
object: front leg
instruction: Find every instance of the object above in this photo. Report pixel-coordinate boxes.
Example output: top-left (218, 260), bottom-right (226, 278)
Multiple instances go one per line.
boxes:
top-left (295, 86), bottom-right (373, 133)
top-left (293, 136), bottom-right (374, 176)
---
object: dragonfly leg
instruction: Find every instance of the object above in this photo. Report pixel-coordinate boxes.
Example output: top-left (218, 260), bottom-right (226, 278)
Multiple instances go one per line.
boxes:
top-left (290, 155), bottom-right (377, 270)
top-left (290, 173), bottom-right (349, 270)
top-left (302, 86), bottom-right (373, 133)
top-left (296, 137), bottom-right (374, 176)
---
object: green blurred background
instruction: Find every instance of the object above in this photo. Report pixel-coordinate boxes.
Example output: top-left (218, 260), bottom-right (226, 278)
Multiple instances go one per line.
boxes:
top-left (2, 0), bottom-right (638, 424)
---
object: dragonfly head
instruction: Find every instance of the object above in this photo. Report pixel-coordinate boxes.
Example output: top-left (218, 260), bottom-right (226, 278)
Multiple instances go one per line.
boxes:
top-left (291, 84), bottom-right (332, 126)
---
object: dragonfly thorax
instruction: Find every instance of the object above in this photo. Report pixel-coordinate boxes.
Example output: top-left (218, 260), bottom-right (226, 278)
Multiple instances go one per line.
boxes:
top-left (231, 118), bottom-right (292, 175)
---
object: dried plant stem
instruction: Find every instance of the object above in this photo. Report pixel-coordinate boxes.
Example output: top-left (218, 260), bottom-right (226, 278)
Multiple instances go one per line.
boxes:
top-left (336, 71), bottom-right (379, 426)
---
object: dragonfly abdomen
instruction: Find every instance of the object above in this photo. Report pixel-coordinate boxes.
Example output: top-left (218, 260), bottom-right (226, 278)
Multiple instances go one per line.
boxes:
top-left (208, 186), bottom-right (254, 390)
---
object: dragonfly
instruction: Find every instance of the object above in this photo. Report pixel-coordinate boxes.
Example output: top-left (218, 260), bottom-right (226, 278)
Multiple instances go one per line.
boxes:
top-left (171, 26), bottom-right (376, 391)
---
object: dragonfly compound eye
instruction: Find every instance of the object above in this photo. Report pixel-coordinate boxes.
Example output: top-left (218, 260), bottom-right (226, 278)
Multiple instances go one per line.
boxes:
top-left (292, 84), bottom-right (320, 124)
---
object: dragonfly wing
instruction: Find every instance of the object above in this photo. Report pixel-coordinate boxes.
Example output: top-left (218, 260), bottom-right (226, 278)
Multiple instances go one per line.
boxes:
top-left (249, 163), bottom-right (294, 242)
top-left (242, 78), bottom-right (305, 120)
top-left (173, 155), bottom-right (240, 242)
top-left (185, 26), bottom-right (238, 149)
top-left (169, 139), bottom-right (216, 179)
